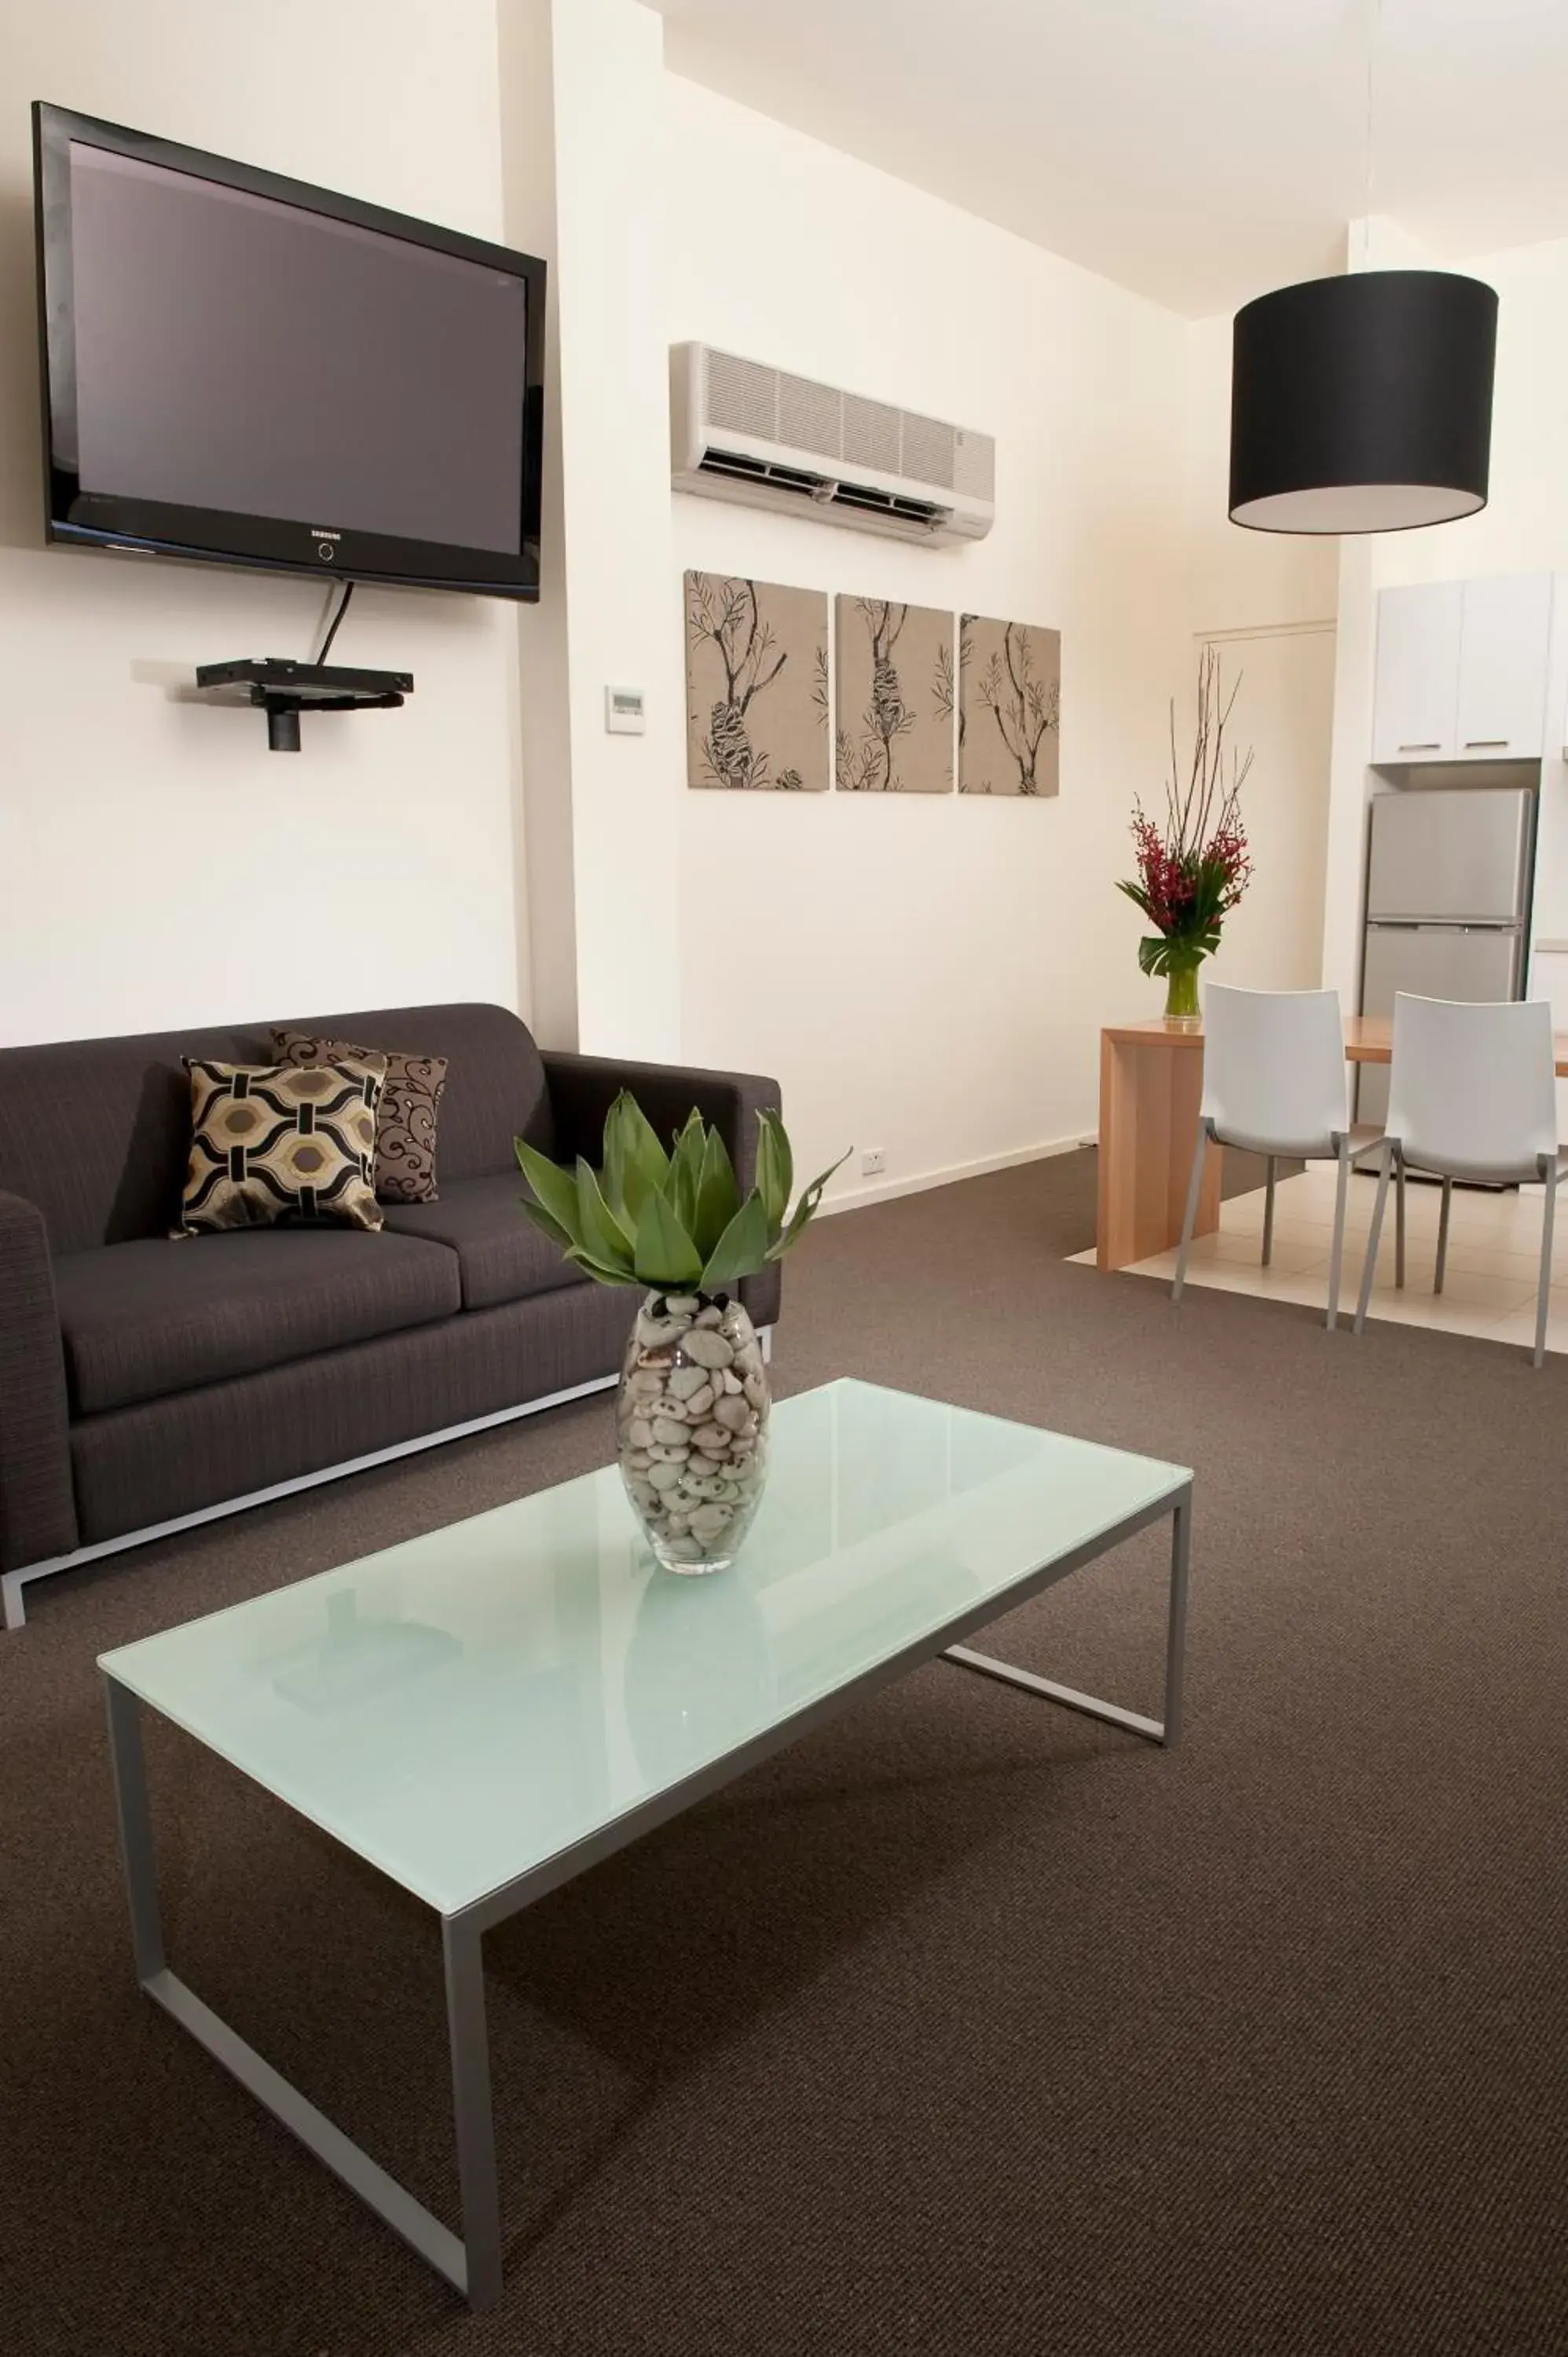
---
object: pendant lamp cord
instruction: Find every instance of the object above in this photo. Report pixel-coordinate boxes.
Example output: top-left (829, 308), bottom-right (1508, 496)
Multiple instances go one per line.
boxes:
top-left (1359, 0), bottom-right (1380, 268)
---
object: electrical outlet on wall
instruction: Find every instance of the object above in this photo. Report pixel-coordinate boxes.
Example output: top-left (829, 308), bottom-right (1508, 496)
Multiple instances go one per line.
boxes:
top-left (860, 1147), bottom-right (886, 1176)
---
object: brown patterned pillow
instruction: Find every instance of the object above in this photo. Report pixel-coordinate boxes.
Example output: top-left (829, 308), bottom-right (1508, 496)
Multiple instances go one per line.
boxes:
top-left (178, 1058), bottom-right (386, 1234)
top-left (272, 1032), bottom-right (448, 1204)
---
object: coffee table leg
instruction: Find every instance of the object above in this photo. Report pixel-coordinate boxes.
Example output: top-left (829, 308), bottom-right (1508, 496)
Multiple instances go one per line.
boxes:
top-left (106, 1678), bottom-right (167, 1978)
top-left (103, 1674), bottom-right (505, 2310)
top-left (1161, 1490), bottom-right (1191, 1749)
top-left (943, 1488), bottom-right (1192, 1748)
top-left (443, 1914), bottom-right (503, 2310)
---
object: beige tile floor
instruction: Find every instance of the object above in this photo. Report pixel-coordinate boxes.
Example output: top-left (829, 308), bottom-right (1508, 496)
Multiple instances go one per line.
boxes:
top-left (1072, 1164), bottom-right (1568, 1356)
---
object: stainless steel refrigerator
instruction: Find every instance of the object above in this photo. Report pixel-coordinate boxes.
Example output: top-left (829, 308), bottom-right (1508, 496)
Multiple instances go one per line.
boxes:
top-left (1358, 785), bottom-right (1534, 1126)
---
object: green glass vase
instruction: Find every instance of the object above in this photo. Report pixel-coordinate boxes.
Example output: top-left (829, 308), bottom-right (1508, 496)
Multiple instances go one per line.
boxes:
top-left (1162, 951), bottom-right (1204, 1026)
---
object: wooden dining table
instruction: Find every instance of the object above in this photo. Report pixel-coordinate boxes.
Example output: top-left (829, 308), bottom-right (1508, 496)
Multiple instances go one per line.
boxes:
top-left (1095, 1012), bottom-right (1568, 1272)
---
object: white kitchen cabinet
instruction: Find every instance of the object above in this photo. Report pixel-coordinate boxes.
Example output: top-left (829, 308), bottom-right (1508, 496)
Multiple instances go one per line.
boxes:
top-left (1372, 581), bottom-right (1463, 762)
top-left (1372, 574), bottom-right (1554, 764)
top-left (1455, 572), bottom-right (1553, 758)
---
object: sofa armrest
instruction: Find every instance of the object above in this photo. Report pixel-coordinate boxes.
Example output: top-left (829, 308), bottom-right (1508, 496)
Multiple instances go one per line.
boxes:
top-left (0, 1190), bottom-right (79, 1575)
top-left (540, 1052), bottom-right (783, 1326)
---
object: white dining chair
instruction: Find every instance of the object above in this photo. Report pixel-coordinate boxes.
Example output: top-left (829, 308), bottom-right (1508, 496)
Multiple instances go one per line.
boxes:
top-left (1353, 994), bottom-right (1566, 1367)
top-left (1173, 984), bottom-right (1379, 1330)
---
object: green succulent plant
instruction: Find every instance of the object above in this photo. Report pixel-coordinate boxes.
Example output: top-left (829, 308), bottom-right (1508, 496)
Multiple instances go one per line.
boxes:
top-left (515, 1094), bottom-right (845, 1294)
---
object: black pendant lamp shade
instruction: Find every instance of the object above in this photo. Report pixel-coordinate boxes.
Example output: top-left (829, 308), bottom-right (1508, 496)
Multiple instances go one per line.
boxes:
top-left (1229, 269), bottom-right (1498, 533)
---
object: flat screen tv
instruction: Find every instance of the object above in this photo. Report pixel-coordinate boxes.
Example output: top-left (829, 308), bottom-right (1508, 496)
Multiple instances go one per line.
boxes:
top-left (32, 102), bottom-right (547, 599)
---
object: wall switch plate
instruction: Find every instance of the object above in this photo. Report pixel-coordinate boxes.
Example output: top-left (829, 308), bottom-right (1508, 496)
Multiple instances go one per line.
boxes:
top-left (860, 1147), bottom-right (886, 1176)
top-left (605, 684), bottom-right (646, 735)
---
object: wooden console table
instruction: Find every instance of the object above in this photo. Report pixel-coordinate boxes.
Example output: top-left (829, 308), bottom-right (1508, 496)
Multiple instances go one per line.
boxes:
top-left (1097, 1012), bottom-right (1568, 1271)
top-left (1097, 1023), bottom-right (1218, 1272)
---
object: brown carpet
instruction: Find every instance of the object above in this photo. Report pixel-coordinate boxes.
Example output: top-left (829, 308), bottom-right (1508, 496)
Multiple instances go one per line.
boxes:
top-left (3, 1149), bottom-right (1566, 2357)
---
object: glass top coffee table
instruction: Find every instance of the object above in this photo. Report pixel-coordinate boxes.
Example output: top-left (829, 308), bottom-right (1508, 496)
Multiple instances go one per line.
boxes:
top-left (100, 1378), bottom-right (1192, 2311)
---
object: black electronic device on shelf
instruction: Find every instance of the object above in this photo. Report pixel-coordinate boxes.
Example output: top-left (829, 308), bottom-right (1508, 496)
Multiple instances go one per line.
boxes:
top-left (193, 656), bottom-right (414, 753)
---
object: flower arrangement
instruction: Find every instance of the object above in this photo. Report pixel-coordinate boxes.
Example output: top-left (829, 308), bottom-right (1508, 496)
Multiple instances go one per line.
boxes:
top-left (1118, 647), bottom-right (1254, 1023)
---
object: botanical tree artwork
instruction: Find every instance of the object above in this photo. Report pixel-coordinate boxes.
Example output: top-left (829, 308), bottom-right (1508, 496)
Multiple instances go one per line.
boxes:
top-left (684, 572), bottom-right (830, 791)
top-left (833, 599), bottom-right (954, 793)
top-left (958, 614), bottom-right (1062, 797)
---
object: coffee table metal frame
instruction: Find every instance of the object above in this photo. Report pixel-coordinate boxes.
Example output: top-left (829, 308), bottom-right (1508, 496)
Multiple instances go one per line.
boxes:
top-left (103, 1479), bottom-right (1190, 2312)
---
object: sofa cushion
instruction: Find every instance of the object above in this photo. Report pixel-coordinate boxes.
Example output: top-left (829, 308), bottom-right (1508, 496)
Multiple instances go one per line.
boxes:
top-left (380, 1175), bottom-right (592, 1311)
top-left (273, 1030), bottom-right (448, 1205)
top-left (178, 1058), bottom-right (387, 1235)
top-left (53, 1228), bottom-right (462, 1416)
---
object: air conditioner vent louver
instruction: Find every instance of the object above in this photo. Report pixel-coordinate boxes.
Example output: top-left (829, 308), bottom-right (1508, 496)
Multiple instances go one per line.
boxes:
top-left (698, 451), bottom-right (833, 497)
top-left (671, 343), bottom-right (994, 545)
top-left (829, 482), bottom-right (943, 526)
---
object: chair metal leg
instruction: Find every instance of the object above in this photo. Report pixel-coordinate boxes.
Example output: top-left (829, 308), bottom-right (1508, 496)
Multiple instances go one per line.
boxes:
top-left (1171, 1120), bottom-right (1211, 1306)
top-left (1326, 1137), bottom-right (1351, 1331)
top-left (1434, 1178), bottom-right (1453, 1296)
top-left (1394, 1146), bottom-right (1407, 1289)
top-left (1354, 1142), bottom-right (1394, 1334)
top-left (1261, 1157), bottom-right (1277, 1267)
top-left (1533, 1160), bottom-right (1558, 1369)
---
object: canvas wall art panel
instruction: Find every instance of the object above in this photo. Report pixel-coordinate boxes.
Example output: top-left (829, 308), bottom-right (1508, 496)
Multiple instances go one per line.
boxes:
top-left (958, 615), bottom-right (1061, 797)
top-left (833, 598), bottom-right (954, 793)
top-left (684, 572), bottom-right (830, 790)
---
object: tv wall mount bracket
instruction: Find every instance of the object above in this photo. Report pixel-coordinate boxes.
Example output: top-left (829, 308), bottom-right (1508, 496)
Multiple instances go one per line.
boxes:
top-left (192, 658), bottom-right (414, 753)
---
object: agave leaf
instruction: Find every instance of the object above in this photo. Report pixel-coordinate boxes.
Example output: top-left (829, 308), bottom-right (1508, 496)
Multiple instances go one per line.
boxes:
top-left (603, 1091), bottom-right (669, 1230)
top-left (699, 1187), bottom-right (772, 1291)
top-left (575, 1158), bottom-right (636, 1274)
top-left (755, 1109), bottom-right (793, 1233)
top-left (669, 1109), bottom-right (707, 1241)
top-left (518, 1193), bottom-right (576, 1253)
top-left (515, 1138), bottom-right (583, 1246)
top-left (764, 1149), bottom-right (851, 1262)
top-left (632, 1186), bottom-right (704, 1290)
top-left (692, 1127), bottom-right (740, 1258)
top-left (565, 1244), bottom-right (642, 1287)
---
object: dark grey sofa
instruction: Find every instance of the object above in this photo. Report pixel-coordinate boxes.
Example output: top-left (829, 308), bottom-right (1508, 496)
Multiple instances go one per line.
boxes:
top-left (0, 1003), bottom-right (781, 1627)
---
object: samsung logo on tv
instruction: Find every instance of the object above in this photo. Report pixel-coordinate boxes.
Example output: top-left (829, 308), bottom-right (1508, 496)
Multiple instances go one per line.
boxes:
top-left (310, 528), bottom-right (342, 540)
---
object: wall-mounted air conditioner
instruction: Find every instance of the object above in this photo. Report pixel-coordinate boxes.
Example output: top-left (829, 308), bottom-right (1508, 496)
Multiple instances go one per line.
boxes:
top-left (670, 343), bottom-right (995, 544)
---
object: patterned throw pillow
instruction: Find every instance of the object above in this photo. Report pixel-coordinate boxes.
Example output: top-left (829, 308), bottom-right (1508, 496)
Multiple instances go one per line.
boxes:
top-left (178, 1059), bottom-right (387, 1234)
top-left (272, 1032), bottom-right (448, 1204)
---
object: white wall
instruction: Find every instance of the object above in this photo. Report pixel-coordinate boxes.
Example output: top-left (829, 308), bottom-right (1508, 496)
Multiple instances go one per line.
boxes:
top-left (0, 0), bottom-right (525, 1047)
top-left (664, 75), bottom-right (1195, 1200)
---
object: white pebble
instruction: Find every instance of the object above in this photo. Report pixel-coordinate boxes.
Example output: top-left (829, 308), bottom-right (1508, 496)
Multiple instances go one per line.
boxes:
top-left (651, 1415), bottom-right (689, 1446)
top-left (667, 1365), bottom-right (709, 1402)
top-left (647, 1461), bottom-right (682, 1491)
top-left (713, 1395), bottom-right (751, 1434)
top-left (681, 1329), bottom-right (734, 1370)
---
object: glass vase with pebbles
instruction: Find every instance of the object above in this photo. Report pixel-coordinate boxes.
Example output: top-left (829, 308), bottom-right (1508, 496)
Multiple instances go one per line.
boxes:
top-left (618, 1290), bottom-right (771, 1573)
top-left (515, 1089), bottom-right (844, 1576)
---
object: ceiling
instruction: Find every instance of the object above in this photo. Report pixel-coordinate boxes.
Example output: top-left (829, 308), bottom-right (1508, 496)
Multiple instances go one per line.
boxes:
top-left (653, 0), bottom-right (1568, 317)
